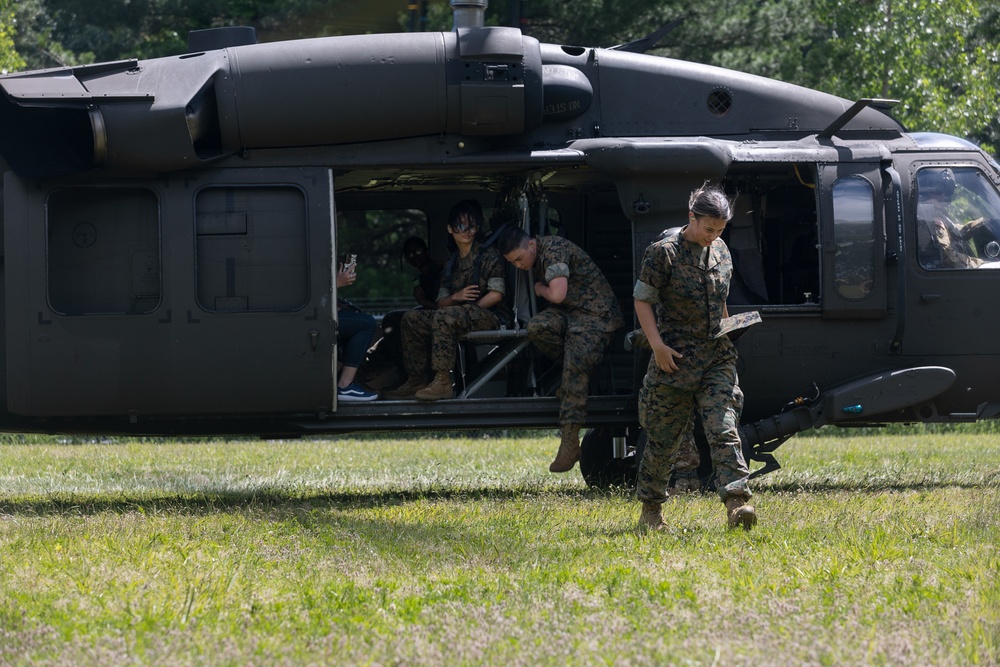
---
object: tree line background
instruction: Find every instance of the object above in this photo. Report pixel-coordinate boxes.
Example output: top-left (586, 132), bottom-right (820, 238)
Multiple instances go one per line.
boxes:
top-left (1, 0), bottom-right (997, 155)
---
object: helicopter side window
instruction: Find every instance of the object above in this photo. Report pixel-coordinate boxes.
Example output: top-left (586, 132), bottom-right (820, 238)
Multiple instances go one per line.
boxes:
top-left (915, 166), bottom-right (1000, 270)
top-left (195, 186), bottom-right (309, 312)
top-left (831, 178), bottom-right (876, 300)
top-left (47, 187), bottom-right (161, 316)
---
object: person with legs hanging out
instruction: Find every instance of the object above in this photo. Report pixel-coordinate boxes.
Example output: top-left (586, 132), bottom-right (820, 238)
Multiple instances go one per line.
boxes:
top-left (498, 226), bottom-right (624, 473)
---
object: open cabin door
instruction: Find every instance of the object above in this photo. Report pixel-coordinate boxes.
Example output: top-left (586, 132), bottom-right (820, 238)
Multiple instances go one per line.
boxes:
top-left (4, 168), bottom-right (336, 419)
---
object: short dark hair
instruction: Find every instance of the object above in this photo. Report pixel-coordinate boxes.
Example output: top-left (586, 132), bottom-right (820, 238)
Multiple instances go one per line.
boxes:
top-left (448, 199), bottom-right (484, 228)
top-left (400, 236), bottom-right (428, 270)
top-left (497, 226), bottom-right (531, 256)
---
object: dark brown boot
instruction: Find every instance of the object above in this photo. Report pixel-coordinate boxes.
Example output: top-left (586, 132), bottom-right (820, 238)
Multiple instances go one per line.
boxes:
top-left (639, 500), bottom-right (665, 531)
top-left (384, 374), bottom-right (428, 399)
top-left (548, 425), bottom-right (581, 473)
top-left (415, 371), bottom-right (453, 401)
top-left (725, 495), bottom-right (757, 531)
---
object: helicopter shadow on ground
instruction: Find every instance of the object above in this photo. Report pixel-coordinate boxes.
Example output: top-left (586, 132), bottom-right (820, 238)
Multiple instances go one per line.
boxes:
top-left (0, 483), bottom-right (612, 519)
top-left (0, 475), bottom-right (993, 519)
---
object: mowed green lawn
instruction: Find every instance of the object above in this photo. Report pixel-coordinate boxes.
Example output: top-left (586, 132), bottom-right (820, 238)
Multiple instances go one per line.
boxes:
top-left (1, 431), bottom-right (998, 666)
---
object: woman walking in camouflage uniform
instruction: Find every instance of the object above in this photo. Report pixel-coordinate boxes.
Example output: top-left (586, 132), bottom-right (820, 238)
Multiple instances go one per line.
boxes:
top-left (632, 183), bottom-right (756, 531)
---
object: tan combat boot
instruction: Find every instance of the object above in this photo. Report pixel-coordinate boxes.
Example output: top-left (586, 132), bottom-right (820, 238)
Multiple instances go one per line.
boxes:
top-left (725, 495), bottom-right (757, 531)
top-left (639, 500), bottom-right (665, 531)
top-left (384, 374), bottom-right (428, 399)
top-left (415, 371), bottom-right (453, 401)
top-left (548, 425), bottom-right (581, 473)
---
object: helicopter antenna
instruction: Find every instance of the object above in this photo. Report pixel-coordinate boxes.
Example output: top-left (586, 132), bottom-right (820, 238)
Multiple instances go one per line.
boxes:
top-left (608, 18), bottom-right (684, 53)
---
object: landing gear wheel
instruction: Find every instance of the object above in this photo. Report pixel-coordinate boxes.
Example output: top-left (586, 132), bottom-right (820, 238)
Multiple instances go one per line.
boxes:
top-left (579, 426), bottom-right (643, 489)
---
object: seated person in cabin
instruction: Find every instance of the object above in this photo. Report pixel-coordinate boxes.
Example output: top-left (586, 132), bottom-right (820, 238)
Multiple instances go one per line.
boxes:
top-left (361, 236), bottom-right (442, 391)
top-left (336, 256), bottom-right (379, 402)
top-left (403, 236), bottom-right (444, 310)
top-left (916, 167), bottom-right (986, 269)
top-left (385, 200), bottom-right (512, 401)
top-left (497, 226), bottom-right (624, 474)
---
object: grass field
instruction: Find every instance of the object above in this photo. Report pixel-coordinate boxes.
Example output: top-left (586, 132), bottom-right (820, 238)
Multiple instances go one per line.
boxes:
top-left (1, 431), bottom-right (998, 666)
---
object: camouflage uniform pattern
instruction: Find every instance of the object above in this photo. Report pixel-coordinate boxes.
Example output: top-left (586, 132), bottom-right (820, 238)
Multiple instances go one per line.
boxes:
top-left (649, 301), bottom-right (699, 487)
top-left (670, 426), bottom-right (702, 489)
top-left (400, 242), bottom-right (510, 374)
top-left (527, 236), bottom-right (624, 427)
top-left (633, 230), bottom-right (751, 503)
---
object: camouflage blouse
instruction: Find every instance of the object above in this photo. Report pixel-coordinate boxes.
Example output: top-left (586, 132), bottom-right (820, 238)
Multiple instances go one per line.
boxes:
top-left (436, 241), bottom-right (513, 325)
top-left (533, 236), bottom-right (624, 333)
top-left (633, 228), bottom-right (733, 344)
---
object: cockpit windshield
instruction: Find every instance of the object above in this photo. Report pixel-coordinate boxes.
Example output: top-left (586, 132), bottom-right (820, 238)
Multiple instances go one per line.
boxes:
top-left (915, 166), bottom-right (1000, 269)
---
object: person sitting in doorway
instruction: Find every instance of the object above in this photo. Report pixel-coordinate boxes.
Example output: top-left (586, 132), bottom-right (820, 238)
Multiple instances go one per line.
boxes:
top-left (336, 258), bottom-right (379, 402)
top-left (385, 200), bottom-right (512, 401)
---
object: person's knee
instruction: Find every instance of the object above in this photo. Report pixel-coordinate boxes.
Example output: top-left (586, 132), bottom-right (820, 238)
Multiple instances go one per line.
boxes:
top-left (526, 318), bottom-right (549, 339)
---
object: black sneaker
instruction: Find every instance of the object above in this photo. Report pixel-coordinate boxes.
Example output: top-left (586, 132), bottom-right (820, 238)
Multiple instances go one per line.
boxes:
top-left (337, 383), bottom-right (378, 402)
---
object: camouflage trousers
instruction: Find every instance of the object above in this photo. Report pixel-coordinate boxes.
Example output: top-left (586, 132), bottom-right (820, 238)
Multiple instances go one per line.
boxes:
top-left (400, 304), bottom-right (500, 375)
top-left (671, 425), bottom-right (702, 483)
top-left (636, 342), bottom-right (750, 503)
top-left (527, 308), bottom-right (613, 427)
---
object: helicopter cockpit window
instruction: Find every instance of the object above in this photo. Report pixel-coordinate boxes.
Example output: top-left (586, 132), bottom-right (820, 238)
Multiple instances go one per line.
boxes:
top-left (915, 166), bottom-right (1000, 270)
top-left (195, 186), bottom-right (309, 312)
top-left (47, 187), bottom-right (161, 316)
top-left (832, 177), bottom-right (876, 299)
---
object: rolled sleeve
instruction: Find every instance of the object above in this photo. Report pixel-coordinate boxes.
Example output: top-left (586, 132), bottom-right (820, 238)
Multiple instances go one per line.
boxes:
top-left (487, 276), bottom-right (506, 294)
top-left (544, 262), bottom-right (570, 283)
top-left (633, 280), bottom-right (659, 303)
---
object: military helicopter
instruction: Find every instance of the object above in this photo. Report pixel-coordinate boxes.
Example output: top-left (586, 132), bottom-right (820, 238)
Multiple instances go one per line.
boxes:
top-left (0, 0), bottom-right (997, 487)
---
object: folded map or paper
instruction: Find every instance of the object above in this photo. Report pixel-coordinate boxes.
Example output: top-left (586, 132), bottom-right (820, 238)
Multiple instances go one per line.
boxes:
top-left (714, 311), bottom-right (762, 340)
top-left (623, 311), bottom-right (762, 351)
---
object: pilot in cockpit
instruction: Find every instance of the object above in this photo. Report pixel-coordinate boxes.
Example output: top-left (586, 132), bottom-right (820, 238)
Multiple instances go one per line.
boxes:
top-left (916, 167), bottom-right (987, 269)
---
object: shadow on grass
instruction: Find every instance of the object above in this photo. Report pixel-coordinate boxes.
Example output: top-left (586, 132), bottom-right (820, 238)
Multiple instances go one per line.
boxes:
top-left (2, 475), bottom-right (996, 518)
top-left (0, 483), bottom-right (635, 517)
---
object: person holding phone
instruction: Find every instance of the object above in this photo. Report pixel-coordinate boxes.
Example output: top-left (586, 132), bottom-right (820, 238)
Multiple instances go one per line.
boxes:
top-left (336, 255), bottom-right (378, 402)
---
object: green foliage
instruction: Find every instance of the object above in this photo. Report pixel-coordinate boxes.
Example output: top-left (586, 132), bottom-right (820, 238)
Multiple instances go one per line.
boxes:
top-left (660, 0), bottom-right (828, 83)
top-left (809, 0), bottom-right (1000, 154)
top-left (11, 0), bottom-right (389, 67)
top-left (522, 0), bottom-right (675, 48)
top-left (0, 0), bottom-right (24, 72)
